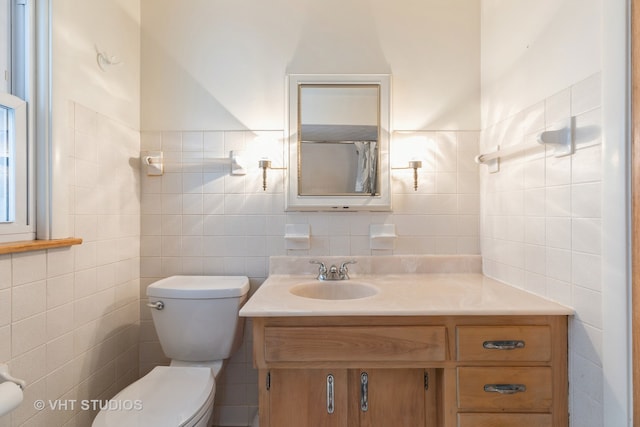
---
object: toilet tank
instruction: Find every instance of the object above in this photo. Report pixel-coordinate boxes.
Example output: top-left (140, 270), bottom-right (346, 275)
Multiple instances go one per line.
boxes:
top-left (147, 276), bottom-right (250, 362)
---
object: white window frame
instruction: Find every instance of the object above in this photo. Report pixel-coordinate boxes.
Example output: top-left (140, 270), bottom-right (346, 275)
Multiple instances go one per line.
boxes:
top-left (0, 0), bottom-right (35, 243)
top-left (0, 0), bottom-right (52, 243)
top-left (0, 0), bottom-right (8, 94)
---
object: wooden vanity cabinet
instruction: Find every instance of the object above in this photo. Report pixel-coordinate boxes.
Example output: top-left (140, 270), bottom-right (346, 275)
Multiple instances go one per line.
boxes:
top-left (252, 315), bottom-right (568, 427)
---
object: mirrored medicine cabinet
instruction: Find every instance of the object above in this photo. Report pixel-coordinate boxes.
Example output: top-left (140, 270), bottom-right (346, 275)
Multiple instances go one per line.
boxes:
top-left (285, 74), bottom-right (391, 211)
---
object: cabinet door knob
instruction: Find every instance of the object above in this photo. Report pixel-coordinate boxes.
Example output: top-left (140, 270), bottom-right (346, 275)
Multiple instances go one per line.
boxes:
top-left (483, 383), bottom-right (527, 394)
top-left (482, 340), bottom-right (525, 350)
top-left (326, 374), bottom-right (335, 414)
top-left (360, 372), bottom-right (369, 412)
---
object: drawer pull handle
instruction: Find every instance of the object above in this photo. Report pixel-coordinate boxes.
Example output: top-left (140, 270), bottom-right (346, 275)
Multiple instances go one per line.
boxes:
top-left (484, 384), bottom-right (527, 394)
top-left (483, 340), bottom-right (525, 350)
top-left (360, 372), bottom-right (369, 412)
top-left (327, 374), bottom-right (335, 414)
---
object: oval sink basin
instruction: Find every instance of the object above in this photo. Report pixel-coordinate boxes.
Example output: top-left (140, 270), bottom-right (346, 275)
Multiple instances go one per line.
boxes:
top-left (289, 281), bottom-right (379, 300)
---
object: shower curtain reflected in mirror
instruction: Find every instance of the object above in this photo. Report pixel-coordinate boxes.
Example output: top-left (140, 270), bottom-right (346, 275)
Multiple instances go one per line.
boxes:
top-left (354, 141), bottom-right (377, 194)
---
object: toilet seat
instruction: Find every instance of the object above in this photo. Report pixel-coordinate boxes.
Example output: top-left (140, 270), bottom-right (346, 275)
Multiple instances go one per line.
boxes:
top-left (92, 366), bottom-right (215, 427)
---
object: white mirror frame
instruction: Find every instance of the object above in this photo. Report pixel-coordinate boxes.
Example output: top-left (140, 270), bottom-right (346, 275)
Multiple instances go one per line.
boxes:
top-left (285, 74), bottom-right (391, 211)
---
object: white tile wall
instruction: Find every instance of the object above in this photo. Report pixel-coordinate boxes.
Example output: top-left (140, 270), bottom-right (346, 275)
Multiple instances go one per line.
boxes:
top-left (480, 73), bottom-right (603, 426)
top-left (139, 128), bottom-right (480, 426)
top-left (0, 103), bottom-right (141, 427)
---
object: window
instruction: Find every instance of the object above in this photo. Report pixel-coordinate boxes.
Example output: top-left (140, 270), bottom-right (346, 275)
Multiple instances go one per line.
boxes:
top-left (0, 92), bottom-right (27, 226)
top-left (0, 0), bottom-right (34, 243)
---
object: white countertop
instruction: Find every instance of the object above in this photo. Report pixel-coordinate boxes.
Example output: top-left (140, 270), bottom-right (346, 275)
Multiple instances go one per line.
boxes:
top-left (239, 273), bottom-right (574, 317)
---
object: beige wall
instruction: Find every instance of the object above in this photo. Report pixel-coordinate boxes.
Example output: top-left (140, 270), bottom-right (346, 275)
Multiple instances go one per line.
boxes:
top-left (480, 0), bottom-right (602, 128)
top-left (53, 0), bottom-right (141, 129)
top-left (140, 0), bottom-right (480, 131)
top-left (0, 1), bottom-right (141, 426)
top-left (49, 0), bottom-right (141, 240)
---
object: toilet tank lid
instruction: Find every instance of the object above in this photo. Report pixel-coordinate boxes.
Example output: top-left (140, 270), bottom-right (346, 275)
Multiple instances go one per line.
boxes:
top-left (147, 276), bottom-right (250, 299)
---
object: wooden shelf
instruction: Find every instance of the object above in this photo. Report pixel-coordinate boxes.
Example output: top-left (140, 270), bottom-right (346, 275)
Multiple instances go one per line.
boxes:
top-left (0, 237), bottom-right (82, 255)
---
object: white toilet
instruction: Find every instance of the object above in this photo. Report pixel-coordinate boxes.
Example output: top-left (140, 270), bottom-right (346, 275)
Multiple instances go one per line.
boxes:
top-left (93, 275), bottom-right (250, 427)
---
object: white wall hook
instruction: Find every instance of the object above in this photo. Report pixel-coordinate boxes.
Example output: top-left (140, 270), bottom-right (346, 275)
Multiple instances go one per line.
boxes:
top-left (96, 45), bottom-right (122, 72)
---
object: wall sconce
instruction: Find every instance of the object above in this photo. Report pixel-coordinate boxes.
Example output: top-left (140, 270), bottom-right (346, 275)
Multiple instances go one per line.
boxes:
top-left (392, 160), bottom-right (422, 191)
top-left (258, 159), bottom-right (285, 191)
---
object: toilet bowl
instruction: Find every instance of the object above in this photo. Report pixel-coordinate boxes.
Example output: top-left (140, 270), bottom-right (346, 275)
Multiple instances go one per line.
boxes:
top-left (92, 276), bottom-right (249, 427)
top-left (92, 366), bottom-right (215, 427)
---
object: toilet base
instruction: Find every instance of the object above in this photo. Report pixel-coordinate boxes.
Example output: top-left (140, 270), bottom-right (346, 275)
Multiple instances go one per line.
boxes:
top-left (91, 366), bottom-right (215, 427)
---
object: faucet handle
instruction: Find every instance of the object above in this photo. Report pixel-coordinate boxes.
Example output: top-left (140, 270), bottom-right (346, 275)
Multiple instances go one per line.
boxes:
top-left (339, 260), bottom-right (357, 279)
top-left (340, 260), bottom-right (357, 270)
top-left (309, 260), bottom-right (328, 279)
top-left (310, 260), bottom-right (327, 270)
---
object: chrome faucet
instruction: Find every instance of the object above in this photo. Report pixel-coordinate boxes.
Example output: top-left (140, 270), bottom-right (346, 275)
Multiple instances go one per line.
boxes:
top-left (310, 260), bottom-right (357, 281)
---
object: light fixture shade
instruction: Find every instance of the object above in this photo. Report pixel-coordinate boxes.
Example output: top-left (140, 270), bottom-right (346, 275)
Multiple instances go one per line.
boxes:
top-left (258, 159), bottom-right (272, 169)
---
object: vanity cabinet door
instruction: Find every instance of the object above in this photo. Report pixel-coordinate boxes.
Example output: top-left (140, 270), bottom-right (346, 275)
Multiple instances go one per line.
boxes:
top-left (351, 368), bottom-right (431, 427)
top-left (268, 369), bottom-right (348, 427)
top-left (265, 368), bottom-right (433, 427)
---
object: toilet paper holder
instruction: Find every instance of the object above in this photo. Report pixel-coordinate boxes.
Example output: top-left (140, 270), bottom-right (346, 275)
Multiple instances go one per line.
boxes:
top-left (0, 364), bottom-right (26, 390)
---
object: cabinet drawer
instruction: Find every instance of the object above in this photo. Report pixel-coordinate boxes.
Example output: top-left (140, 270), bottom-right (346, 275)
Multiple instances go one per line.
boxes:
top-left (457, 326), bottom-right (551, 361)
top-left (457, 367), bottom-right (552, 411)
top-left (458, 413), bottom-right (552, 427)
top-left (264, 326), bottom-right (446, 363)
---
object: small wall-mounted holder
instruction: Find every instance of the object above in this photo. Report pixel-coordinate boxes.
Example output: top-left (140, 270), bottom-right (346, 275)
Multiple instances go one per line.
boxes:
top-left (142, 151), bottom-right (163, 176)
top-left (258, 158), bottom-right (286, 191)
top-left (484, 146), bottom-right (500, 174)
top-left (537, 116), bottom-right (575, 157)
top-left (141, 151), bottom-right (246, 176)
top-left (0, 363), bottom-right (26, 390)
top-left (0, 363), bottom-right (25, 417)
top-left (369, 224), bottom-right (397, 250)
top-left (285, 224), bottom-right (310, 250)
top-left (96, 45), bottom-right (122, 72)
top-left (230, 151), bottom-right (247, 175)
top-left (392, 160), bottom-right (423, 191)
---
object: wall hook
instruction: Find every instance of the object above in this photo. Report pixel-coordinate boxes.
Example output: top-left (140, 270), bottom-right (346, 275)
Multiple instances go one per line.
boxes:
top-left (96, 45), bottom-right (122, 72)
